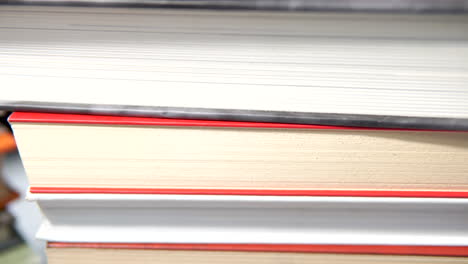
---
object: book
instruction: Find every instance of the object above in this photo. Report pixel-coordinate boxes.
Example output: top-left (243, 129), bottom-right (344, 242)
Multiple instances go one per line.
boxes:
top-left (28, 193), bottom-right (468, 245)
top-left (5, 0), bottom-right (468, 12)
top-left (45, 242), bottom-right (468, 264)
top-left (10, 112), bottom-right (468, 196)
top-left (1, 5), bottom-right (468, 130)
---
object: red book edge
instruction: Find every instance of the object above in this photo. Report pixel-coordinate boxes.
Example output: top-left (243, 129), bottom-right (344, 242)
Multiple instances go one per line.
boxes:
top-left (29, 187), bottom-right (468, 198)
top-left (8, 112), bottom-right (441, 131)
top-left (16, 112), bottom-right (468, 198)
top-left (47, 242), bottom-right (468, 257)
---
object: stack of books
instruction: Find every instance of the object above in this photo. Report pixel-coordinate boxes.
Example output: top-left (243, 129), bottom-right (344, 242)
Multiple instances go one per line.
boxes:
top-left (8, 112), bottom-right (468, 263)
top-left (2, 1), bottom-right (468, 263)
top-left (1, 3), bottom-right (468, 129)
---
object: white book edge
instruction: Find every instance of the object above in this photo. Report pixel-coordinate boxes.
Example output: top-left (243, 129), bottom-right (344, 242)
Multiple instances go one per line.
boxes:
top-left (29, 193), bottom-right (468, 245)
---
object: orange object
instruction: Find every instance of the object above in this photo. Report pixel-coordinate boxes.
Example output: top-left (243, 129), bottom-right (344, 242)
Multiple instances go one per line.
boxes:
top-left (0, 191), bottom-right (19, 209)
top-left (0, 132), bottom-right (16, 154)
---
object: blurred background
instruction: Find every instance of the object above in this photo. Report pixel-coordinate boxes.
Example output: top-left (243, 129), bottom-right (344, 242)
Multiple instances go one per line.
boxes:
top-left (0, 111), bottom-right (44, 263)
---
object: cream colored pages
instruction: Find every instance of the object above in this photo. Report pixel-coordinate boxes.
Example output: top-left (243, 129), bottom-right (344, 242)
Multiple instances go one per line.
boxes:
top-left (12, 123), bottom-right (468, 190)
top-left (47, 248), bottom-right (468, 264)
